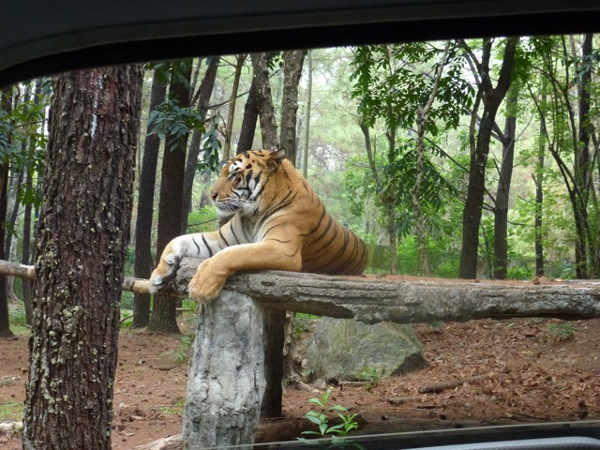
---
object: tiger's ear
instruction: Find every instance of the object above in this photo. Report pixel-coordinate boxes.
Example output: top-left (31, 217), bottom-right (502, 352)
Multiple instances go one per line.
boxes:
top-left (266, 147), bottom-right (286, 170)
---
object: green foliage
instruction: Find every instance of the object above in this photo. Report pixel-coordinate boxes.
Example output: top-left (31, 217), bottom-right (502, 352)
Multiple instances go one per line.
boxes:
top-left (148, 98), bottom-right (205, 147)
top-left (120, 307), bottom-right (133, 329)
top-left (351, 42), bottom-right (474, 133)
top-left (301, 388), bottom-right (360, 439)
top-left (195, 116), bottom-right (222, 174)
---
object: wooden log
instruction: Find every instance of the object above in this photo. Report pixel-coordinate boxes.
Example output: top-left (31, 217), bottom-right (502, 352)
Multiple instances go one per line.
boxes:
top-left (4, 257), bottom-right (600, 323)
top-left (183, 289), bottom-right (266, 448)
top-left (173, 258), bottom-right (600, 324)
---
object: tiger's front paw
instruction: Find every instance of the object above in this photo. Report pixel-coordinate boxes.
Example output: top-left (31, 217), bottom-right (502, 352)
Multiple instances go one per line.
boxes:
top-left (149, 242), bottom-right (183, 293)
top-left (187, 259), bottom-right (227, 304)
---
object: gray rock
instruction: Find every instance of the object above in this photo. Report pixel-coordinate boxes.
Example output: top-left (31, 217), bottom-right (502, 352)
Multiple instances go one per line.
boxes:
top-left (305, 317), bottom-right (424, 381)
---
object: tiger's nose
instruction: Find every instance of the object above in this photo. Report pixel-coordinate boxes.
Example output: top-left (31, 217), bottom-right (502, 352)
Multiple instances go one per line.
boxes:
top-left (210, 191), bottom-right (218, 201)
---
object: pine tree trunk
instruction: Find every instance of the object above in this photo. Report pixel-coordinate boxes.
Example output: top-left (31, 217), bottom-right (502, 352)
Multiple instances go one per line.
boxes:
top-left (23, 65), bottom-right (143, 449)
top-left (237, 76), bottom-right (259, 153)
top-left (181, 56), bottom-right (220, 230)
top-left (224, 54), bottom-right (246, 160)
top-left (251, 53), bottom-right (278, 149)
top-left (148, 59), bottom-right (193, 333)
top-left (493, 83), bottom-right (519, 279)
top-left (132, 70), bottom-right (167, 328)
top-left (280, 50), bottom-right (306, 165)
top-left (0, 87), bottom-right (12, 338)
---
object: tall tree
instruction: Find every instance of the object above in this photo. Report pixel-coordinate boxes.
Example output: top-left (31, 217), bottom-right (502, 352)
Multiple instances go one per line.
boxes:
top-left (302, 50), bottom-right (313, 178)
top-left (251, 53), bottom-right (278, 149)
top-left (0, 87), bottom-right (11, 337)
top-left (23, 65), bottom-right (143, 449)
top-left (237, 76), bottom-right (259, 153)
top-left (459, 37), bottom-right (518, 278)
top-left (535, 34), bottom-right (599, 277)
top-left (413, 42), bottom-right (452, 275)
top-left (148, 59), bottom-right (193, 333)
top-left (352, 42), bottom-right (472, 274)
top-left (132, 69), bottom-right (167, 328)
top-left (224, 54), bottom-right (247, 160)
top-left (280, 50), bottom-right (306, 164)
top-left (493, 82), bottom-right (519, 279)
top-left (182, 56), bottom-right (220, 230)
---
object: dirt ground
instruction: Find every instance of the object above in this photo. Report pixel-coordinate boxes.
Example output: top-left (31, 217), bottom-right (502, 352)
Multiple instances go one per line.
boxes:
top-left (2, 314), bottom-right (600, 449)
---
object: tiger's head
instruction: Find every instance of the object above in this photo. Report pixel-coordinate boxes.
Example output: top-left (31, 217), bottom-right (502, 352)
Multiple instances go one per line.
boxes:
top-left (210, 149), bottom-right (286, 219)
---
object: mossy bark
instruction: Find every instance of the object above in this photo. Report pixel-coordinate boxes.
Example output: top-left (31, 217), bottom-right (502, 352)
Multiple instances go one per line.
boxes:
top-left (23, 65), bottom-right (143, 449)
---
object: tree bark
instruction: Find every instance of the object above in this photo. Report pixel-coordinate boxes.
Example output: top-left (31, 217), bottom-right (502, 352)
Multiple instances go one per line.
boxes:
top-left (182, 56), bottom-right (220, 230)
top-left (251, 53), bottom-right (278, 149)
top-left (224, 54), bottom-right (246, 160)
top-left (577, 34), bottom-right (597, 277)
top-left (23, 65), bottom-right (143, 450)
top-left (237, 76), bottom-right (259, 153)
top-left (0, 87), bottom-right (12, 337)
top-left (459, 37), bottom-right (518, 278)
top-left (279, 50), bottom-right (306, 165)
top-left (302, 50), bottom-right (312, 178)
top-left (132, 70), bottom-right (167, 328)
top-left (493, 83), bottom-right (519, 279)
top-left (149, 59), bottom-right (193, 333)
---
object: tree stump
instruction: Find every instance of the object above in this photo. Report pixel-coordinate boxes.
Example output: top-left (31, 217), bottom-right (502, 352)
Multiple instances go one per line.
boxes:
top-left (183, 290), bottom-right (266, 449)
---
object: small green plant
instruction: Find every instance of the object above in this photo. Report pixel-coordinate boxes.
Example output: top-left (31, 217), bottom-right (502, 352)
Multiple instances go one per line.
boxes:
top-left (174, 334), bottom-right (194, 362)
top-left (300, 388), bottom-right (359, 439)
top-left (547, 322), bottom-right (576, 342)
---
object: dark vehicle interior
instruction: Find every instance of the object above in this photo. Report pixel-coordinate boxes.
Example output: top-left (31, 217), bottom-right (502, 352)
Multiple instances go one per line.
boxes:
top-left (2, 1), bottom-right (600, 449)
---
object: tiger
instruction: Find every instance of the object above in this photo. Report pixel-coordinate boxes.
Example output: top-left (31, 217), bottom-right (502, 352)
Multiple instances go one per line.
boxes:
top-left (149, 148), bottom-right (368, 303)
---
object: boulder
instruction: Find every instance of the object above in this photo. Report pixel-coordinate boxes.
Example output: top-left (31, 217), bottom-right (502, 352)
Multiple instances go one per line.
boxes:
top-left (305, 317), bottom-right (425, 382)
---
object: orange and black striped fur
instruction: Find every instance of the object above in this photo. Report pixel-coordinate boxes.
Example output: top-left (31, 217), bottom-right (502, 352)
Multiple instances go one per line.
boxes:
top-left (150, 149), bottom-right (368, 303)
